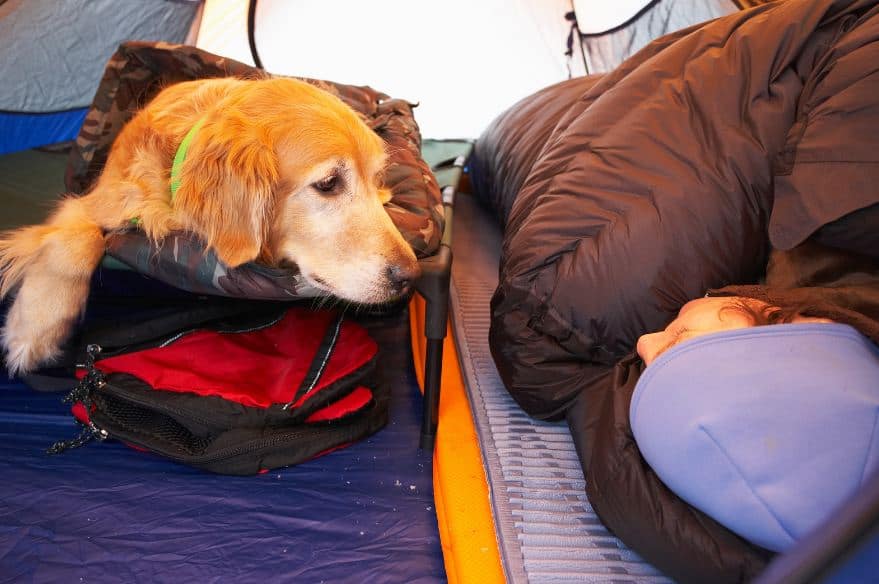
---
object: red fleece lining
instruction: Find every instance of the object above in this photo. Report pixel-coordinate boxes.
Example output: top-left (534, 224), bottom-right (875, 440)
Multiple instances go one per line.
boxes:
top-left (72, 402), bottom-right (91, 425)
top-left (82, 309), bottom-right (377, 408)
top-left (305, 386), bottom-right (373, 422)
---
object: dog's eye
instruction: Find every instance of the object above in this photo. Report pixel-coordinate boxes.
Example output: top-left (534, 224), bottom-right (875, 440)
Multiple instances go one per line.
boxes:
top-left (313, 174), bottom-right (340, 193)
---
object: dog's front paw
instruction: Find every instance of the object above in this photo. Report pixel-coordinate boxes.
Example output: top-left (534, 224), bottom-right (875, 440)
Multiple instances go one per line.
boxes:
top-left (1, 281), bottom-right (80, 376)
top-left (2, 308), bottom-right (67, 377)
top-left (2, 331), bottom-right (61, 377)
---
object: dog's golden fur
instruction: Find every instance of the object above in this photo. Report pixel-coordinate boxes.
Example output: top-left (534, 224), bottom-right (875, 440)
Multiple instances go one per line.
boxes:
top-left (0, 77), bottom-right (419, 375)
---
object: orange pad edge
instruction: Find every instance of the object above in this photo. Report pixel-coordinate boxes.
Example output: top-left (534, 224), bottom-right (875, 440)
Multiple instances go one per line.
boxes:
top-left (409, 293), bottom-right (505, 584)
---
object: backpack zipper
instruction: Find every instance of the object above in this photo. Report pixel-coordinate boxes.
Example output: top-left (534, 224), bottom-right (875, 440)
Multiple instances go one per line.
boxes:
top-left (75, 311), bottom-right (288, 364)
top-left (158, 311), bottom-right (288, 348)
top-left (282, 312), bottom-right (344, 410)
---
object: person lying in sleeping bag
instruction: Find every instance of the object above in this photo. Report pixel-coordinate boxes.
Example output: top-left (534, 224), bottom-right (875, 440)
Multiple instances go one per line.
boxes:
top-left (631, 290), bottom-right (879, 553)
top-left (578, 241), bottom-right (879, 583)
top-left (469, 1), bottom-right (879, 581)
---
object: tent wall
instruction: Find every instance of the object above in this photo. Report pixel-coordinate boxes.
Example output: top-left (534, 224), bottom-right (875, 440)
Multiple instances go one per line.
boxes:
top-left (196, 0), bottom-right (746, 139)
top-left (573, 0), bottom-right (742, 74)
top-left (0, 0), bottom-right (201, 155)
top-left (1, 0), bottom-right (750, 149)
top-left (196, 0), bottom-right (585, 140)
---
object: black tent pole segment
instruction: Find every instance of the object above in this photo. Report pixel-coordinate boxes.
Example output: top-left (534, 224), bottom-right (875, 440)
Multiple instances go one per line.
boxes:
top-left (247, 0), bottom-right (264, 70)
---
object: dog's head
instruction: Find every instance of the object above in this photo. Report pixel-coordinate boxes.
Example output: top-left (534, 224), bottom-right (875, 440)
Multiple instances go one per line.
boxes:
top-left (174, 77), bottom-right (420, 304)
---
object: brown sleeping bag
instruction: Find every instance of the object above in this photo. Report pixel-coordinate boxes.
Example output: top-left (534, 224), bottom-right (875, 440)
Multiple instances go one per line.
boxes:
top-left (471, 0), bottom-right (879, 580)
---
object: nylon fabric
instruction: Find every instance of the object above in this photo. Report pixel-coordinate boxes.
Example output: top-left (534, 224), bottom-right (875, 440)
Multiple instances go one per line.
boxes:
top-left (630, 323), bottom-right (879, 552)
top-left (305, 386), bottom-right (374, 423)
top-left (85, 308), bottom-right (377, 409)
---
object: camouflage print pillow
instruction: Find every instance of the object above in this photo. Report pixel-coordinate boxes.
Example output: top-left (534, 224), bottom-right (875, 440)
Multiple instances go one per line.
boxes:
top-left (66, 41), bottom-right (443, 299)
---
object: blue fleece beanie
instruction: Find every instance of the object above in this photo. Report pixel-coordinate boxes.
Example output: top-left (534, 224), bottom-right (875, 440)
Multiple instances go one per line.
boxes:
top-left (630, 323), bottom-right (879, 552)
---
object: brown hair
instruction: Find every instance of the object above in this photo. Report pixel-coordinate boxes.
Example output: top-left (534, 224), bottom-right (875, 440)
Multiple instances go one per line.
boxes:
top-left (722, 298), bottom-right (810, 327)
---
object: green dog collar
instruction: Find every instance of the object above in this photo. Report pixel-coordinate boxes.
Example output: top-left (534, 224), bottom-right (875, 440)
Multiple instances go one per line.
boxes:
top-left (129, 117), bottom-right (206, 228)
top-left (169, 117), bottom-right (207, 200)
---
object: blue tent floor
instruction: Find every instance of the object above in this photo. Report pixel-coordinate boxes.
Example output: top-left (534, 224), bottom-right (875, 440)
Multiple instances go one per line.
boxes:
top-left (0, 305), bottom-right (446, 583)
top-left (0, 146), bottom-right (445, 583)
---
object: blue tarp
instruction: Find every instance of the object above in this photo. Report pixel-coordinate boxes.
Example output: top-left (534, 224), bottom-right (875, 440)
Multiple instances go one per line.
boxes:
top-left (0, 109), bottom-right (87, 155)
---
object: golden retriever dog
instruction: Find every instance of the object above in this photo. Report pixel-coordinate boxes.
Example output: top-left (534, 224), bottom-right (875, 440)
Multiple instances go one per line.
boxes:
top-left (0, 77), bottom-right (420, 375)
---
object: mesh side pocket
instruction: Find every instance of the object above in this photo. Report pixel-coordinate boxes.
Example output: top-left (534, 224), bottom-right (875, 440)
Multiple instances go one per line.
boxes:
top-left (92, 392), bottom-right (212, 457)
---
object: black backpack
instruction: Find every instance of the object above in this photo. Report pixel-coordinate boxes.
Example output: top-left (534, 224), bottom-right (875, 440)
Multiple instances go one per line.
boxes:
top-left (48, 284), bottom-right (389, 476)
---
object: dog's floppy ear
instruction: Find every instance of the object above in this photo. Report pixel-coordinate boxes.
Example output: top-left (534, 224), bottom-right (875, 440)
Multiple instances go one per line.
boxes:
top-left (173, 112), bottom-right (279, 268)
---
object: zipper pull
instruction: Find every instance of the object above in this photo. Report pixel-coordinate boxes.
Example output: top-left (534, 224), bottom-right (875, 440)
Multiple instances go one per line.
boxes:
top-left (47, 421), bottom-right (108, 455)
top-left (48, 344), bottom-right (109, 455)
top-left (66, 344), bottom-right (106, 404)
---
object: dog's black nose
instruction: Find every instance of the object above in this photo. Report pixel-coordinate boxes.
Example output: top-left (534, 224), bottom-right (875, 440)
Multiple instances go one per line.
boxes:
top-left (387, 262), bottom-right (421, 295)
